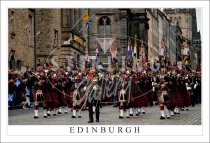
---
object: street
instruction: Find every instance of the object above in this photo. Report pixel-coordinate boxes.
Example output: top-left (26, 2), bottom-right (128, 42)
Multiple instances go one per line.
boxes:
top-left (8, 104), bottom-right (201, 125)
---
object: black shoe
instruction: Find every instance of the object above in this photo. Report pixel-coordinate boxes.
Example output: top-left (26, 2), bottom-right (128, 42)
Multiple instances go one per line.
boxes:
top-left (174, 112), bottom-right (177, 115)
top-left (96, 120), bottom-right (99, 122)
top-left (34, 116), bottom-right (38, 119)
top-left (64, 112), bottom-right (68, 114)
top-left (58, 111), bottom-right (62, 114)
top-left (186, 108), bottom-right (189, 111)
top-left (119, 116), bottom-right (124, 119)
top-left (88, 120), bottom-right (93, 123)
top-left (167, 117), bottom-right (170, 119)
top-left (181, 108), bottom-right (184, 111)
top-left (53, 114), bottom-right (56, 116)
top-left (129, 114), bottom-right (133, 116)
top-left (177, 112), bottom-right (180, 114)
top-left (47, 113), bottom-right (50, 116)
top-left (78, 116), bottom-right (82, 118)
top-left (136, 114), bottom-right (139, 116)
top-left (126, 116), bottom-right (130, 118)
top-left (44, 116), bottom-right (47, 118)
top-left (160, 116), bottom-right (165, 120)
top-left (142, 112), bottom-right (146, 114)
top-left (71, 115), bottom-right (76, 118)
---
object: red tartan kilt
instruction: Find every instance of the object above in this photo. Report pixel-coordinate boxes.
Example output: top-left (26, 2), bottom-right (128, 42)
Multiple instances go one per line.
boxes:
top-left (147, 91), bottom-right (154, 103)
top-left (170, 88), bottom-right (183, 107)
top-left (43, 91), bottom-right (51, 103)
top-left (172, 94), bottom-right (183, 107)
top-left (51, 91), bottom-right (59, 108)
top-left (64, 90), bottom-right (72, 101)
top-left (60, 94), bottom-right (67, 106)
top-left (119, 102), bottom-right (128, 110)
top-left (179, 88), bottom-right (191, 107)
top-left (138, 95), bottom-right (148, 107)
top-left (182, 94), bottom-right (191, 107)
top-left (72, 104), bottom-right (81, 110)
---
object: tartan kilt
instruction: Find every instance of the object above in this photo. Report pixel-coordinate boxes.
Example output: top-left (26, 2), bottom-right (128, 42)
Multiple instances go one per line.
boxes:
top-left (119, 102), bottom-right (128, 110)
top-left (64, 89), bottom-right (72, 101)
top-left (181, 89), bottom-right (191, 107)
top-left (171, 86), bottom-right (183, 107)
top-left (147, 90), bottom-right (154, 104)
top-left (129, 90), bottom-right (148, 108)
top-left (33, 89), bottom-right (45, 103)
top-left (43, 90), bottom-right (51, 103)
top-left (157, 91), bottom-right (171, 106)
top-left (58, 93), bottom-right (67, 106)
top-left (137, 95), bottom-right (148, 107)
top-left (51, 90), bottom-right (59, 108)
top-left (72, 104), bottom-right (81, 110)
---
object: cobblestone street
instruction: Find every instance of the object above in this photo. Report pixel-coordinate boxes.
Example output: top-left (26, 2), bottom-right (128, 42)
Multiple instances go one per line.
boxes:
top-left (9, 104), bottom-right (201, 125)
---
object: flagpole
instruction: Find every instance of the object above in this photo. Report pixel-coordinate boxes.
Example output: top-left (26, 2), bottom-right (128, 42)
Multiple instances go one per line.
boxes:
top-left (78, 25), bottom-right (86, 33)
top-left (78, 16), bottom-right (94, 33)
top-left (70, 16), bottom-right (83, 31)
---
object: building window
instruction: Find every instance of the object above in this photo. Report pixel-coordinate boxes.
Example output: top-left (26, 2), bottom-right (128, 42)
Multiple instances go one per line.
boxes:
top-left (61, 9), bottom-right (70, 27)
top-left (186, 17), bottom-right (188, 23)
top-left (174, 17), bottom-right (177, 24)
top-left (9, 55), bottom-right (16, 70)
top-left (98, 16), bottom-right (111, 38)
top-left (53, 29), bottom-right (58, 48)
top-left (28, 14), bottom-right (34, 47)
top-left (9, 9), bottom-right (16, 38)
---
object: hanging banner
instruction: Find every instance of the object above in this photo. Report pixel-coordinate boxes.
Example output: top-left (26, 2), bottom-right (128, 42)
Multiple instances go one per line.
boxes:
top-left (177, 61), bottom-right (182, 70)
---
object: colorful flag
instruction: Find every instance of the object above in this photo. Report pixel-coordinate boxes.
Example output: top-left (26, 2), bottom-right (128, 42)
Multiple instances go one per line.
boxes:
top-left (95, 45), bottom-right (102, 65)
top-left (82, 13), bottom-right (89, 22)
top-left (109, 41), bottom-right (117, 58)
top-left (85, 47), bottom-right (90, 68)
top-left (85, 47), bottom-right (89, 62)
top-left (159, 40), bottom-right (165, 56)
top-left (86, 17), bottom-right (93, 29)
top-left (141, 41), bottom-right (147, 68)
top-left (127, 39), bottom-right (132, 58)
top-left (183, 40), bottom-right (189, 55)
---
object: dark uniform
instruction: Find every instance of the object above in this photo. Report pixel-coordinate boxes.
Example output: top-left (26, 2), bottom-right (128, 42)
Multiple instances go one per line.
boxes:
top-left (87, 80), bottom-right (101, 123)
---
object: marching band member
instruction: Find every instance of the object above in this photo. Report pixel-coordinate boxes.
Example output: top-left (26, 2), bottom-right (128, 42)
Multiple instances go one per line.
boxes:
top-left (71, 74), bottom-right (83, 118)
top-left (158, 76), bottom-right (171, 119)
top-left (118, 77), bottom-right (129, 119)
top-left (33, 75), bottom-right (47, 119)
top-left (87, 76), bottom-right (102, 123)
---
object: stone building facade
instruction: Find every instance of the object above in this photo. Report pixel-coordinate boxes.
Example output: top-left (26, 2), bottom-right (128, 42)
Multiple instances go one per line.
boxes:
top-left (36, 9), bottom-right (86, 69)
top-left (164, 8), bottom-right (201, 70)
top-left (164, 8), bottom-right (192, 41)
top-left (146, 9), bottom-right (159, 64)
top-left (83, 8), bottom-right (149, 69)
top-left (10, 8), bottom-right (200, 71)
top-left (8, 8), bottom-right (35, 71)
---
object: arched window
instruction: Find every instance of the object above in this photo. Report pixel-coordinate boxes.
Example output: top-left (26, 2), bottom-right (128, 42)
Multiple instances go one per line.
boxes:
top-left (98, 16), bottom-right (111, 38)
top-left (9, 55), bottom-right (16, 70)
